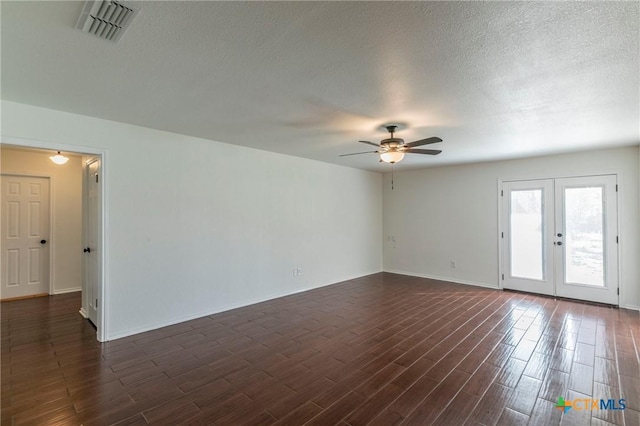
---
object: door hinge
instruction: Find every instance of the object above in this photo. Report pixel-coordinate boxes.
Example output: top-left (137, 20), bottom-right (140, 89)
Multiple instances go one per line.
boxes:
top-left (616, 236), bottom-right (619, 244)
top-left (617, 288), bottom-right (619, 295)
top-left (501, 232), bottom-right (504, 238)
top-left (501, 190), bottom-right (503, 196)
top-left (96, 174), bottom-right (99, 183)
top-left (95, 298), bottom-right (98, 308)
top-left (616, 184), bottom-right (618, 192)
top-left (501, 274), bottom-right (504, 280)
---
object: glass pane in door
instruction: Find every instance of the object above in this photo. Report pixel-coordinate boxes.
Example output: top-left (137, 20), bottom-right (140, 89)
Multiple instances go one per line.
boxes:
top-left (564, 186), bottom-right (604, 286)
top-left (510, 189), bottom-right (544, 280)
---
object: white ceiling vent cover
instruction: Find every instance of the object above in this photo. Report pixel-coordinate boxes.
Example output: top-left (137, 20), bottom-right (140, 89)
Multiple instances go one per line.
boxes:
top-left (75, 1), bottom-right (139, 42)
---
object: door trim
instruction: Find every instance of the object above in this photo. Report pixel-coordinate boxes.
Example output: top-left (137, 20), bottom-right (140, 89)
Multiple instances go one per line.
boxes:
top-left (498, 173), bottom-right (620, 306)
top-left (1, 136), bottom-right (108, 342)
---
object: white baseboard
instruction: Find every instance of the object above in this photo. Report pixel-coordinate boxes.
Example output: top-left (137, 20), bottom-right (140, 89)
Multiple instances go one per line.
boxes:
top-left (621, 304), bottom-right (640, 311)
top-left (384, 269), bottom-right (500, 290)
top-left (106, 270), bottom-right (383, 341)
top-left (53, 287), bottom-right (81, 295)
top-left (79, 308), bottom-right (88, 318)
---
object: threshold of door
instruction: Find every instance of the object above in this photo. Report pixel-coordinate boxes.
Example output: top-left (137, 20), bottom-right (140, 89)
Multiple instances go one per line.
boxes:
top-left (502, 288), bottom-right (619, 309)
top-left (1, 293), bottom-right (49, 302)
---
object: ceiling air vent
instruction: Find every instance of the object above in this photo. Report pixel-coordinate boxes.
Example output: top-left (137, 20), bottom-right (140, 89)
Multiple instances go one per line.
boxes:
top-left (75, 0), bottom-right (139, 42)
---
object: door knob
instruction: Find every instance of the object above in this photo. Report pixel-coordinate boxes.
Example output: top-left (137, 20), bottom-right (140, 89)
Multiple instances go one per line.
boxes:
top-left (84, 247), bottom-right (91, 253)
top-left (40, 239), bottom-right (47, 244)
top-left (557, 233), bottom-right (563, 237)
top-left (557, 241), bottom-right (563, 246)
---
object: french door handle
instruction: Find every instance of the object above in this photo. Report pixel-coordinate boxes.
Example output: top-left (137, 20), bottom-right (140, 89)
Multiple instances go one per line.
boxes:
top-left (84, 247), bottom-right (91, 253)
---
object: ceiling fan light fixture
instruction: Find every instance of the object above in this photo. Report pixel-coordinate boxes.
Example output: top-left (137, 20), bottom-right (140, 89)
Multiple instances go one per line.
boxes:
top-left (50, 151), bottom-right (69, 165)
top-left (380, 151), bottom-right (405, 164)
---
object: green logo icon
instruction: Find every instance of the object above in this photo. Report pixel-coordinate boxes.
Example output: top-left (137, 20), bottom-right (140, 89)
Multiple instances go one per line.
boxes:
top-left (556, 397), bottom-right (572, 413)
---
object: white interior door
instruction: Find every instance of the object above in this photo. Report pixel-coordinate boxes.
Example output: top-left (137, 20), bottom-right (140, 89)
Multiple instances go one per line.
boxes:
top-left (502, 175), bottom-right (619, 305)
top-left (1, 175), bottom-right (50, 300)
top-left (84, 158), bottom-right (101, 325)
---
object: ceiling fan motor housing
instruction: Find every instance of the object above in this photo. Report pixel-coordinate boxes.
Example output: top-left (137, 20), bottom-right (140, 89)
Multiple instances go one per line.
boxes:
top-left (381, 138), bottom-right (404, 149)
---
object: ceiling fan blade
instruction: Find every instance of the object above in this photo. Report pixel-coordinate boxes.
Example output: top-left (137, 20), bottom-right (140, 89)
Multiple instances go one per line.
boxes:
top-left (358, 140), bottom-right (381, 147)
top-left (405, 148), bottom-right (442, 155)
top-left (339, 150), bottom-right (379, 157)
top-left (404, 137), bottom-right (443, 148)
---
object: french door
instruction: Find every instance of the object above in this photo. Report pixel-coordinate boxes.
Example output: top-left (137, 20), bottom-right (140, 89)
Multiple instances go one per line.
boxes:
top-left (501, 175), bottom-right (618, 305)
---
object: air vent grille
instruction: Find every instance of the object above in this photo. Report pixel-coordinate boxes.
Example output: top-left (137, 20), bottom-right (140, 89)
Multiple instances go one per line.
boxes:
top-left (75, 1), bottom-right (139, 42)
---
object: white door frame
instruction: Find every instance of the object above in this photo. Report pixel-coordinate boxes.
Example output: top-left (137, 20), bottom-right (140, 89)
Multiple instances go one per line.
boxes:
top-left (1, 136), bottom-right (108, 342)
top-left (498, 172), bottom-right (622, 306)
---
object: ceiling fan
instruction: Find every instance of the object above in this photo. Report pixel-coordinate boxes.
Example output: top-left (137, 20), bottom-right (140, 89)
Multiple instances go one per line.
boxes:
top-left (340, 125), bottom-right (442, 164)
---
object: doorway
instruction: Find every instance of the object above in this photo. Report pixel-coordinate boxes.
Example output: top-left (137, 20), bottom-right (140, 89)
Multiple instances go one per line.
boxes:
top-left (500, 175), bottom-right (619, 305)
top-left (0, 138), bottom-right (106, 341)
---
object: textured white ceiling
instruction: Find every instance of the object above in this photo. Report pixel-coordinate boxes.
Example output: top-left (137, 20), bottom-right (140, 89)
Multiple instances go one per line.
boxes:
top-left (2, 1), bottom-right (638, 171)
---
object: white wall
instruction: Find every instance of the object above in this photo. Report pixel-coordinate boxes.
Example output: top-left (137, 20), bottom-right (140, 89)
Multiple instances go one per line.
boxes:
top-left (1, 101), bottom-right (383, 340)
top-left (0, 147), bottom-right (83, 294)
top-left (383, 147), bottom-right (640, 309)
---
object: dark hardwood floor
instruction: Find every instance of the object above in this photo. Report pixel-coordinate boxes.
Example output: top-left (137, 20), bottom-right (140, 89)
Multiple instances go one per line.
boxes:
top-left (2, 273), bottom-right (639, 425)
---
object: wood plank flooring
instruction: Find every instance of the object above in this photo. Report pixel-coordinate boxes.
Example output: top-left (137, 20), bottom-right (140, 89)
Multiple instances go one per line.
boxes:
top-left (2, 273), bottom-right (639, 425)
